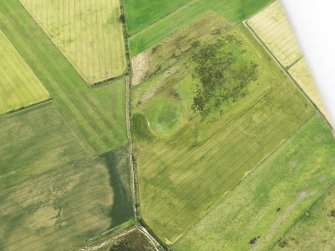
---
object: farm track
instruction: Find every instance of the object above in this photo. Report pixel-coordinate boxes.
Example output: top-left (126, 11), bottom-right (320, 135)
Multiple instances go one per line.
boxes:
top-left (121, 0), bottom-right (168, 247)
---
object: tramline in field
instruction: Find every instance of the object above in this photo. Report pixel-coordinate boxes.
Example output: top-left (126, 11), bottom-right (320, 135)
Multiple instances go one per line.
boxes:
top-left (0, 29), bottom-right (49, 114)
top-left (1, 0), bottom-right (335, 250)
top-left (248, 0), bottom-right (301, 67)
top-left (21, 0), bottom-right (127, 84)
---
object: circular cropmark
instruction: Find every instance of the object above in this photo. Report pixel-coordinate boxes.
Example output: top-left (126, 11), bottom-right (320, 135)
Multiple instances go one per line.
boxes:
top-left (144, 96), bottom-right (184, 137)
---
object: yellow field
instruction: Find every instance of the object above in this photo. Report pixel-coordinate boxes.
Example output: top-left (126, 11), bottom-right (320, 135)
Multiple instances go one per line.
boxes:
top-left (248, 1), bottom-right (331, 125)
top-left (289, 59), bottom-right (331, 122)
top-left (21, 0), bottom-right (127, 84)
top-left (0, 30), bottom-right (49, 114)
top-left (248, 0), bottom-right (301, 67)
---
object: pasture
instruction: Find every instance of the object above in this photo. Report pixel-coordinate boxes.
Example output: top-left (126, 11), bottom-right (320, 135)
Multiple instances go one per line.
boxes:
top-left (248, 0), bottom-right (301, 68)
top-left (0, 147), bottom-right (134, 251)
top-left (273, 183), bottom-right (335, 250)
top-left (21, 0), bottom-right (127, 84)
top-left (0, 0), bottom-right (128, 153)
top-left (128, 0), bottom-right (273, 55)
top-left (289, 58), bottom-right (331, 123)
top-left (124, 0), bottom-right (192, 35)
top-left (132, 24), bottom-right (315, 243)
top-left (174, 115), bottom-right (335, 251)
top-left (0, 30), bottom-right (49, 114)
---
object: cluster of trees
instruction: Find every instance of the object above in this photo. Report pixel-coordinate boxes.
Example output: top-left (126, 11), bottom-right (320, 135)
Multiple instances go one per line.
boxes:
top-left (191, 34), bottom-right (258, 118)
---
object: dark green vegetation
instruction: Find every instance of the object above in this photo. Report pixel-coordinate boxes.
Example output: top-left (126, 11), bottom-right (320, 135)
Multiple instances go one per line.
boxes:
top-left (123, 0), bottom-right (192, 35)
top-left (174, 115), bottom-right (335, 250)
top-left (130, 13), bottom-right (230, 86)
top-left (0, 147), bottom-right (134, 250)
top-left (274, 183), bottom-right (335, 250)
top-left (102, 229), bottom-right (156, 251)
top-left (132, 20), bottom-right (316, 243)
top-left (191, 34), bottom-right (258, 118)
top-left (126, 0), bottom-right (273, 55)
top-left (0, 0), bottom-right (133, 250)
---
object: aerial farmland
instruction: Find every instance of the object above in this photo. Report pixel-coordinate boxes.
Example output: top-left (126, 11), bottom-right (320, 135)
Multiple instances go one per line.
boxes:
top-left (0, 0), bottom-right (334, 250)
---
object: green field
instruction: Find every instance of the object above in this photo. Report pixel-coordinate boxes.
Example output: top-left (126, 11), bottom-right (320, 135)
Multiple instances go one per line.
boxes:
top-left (0, 0), bottom-right (133, 249)
top-left (0, 147), bottom-right (134, 251)
top-left (21, 0), bottom-right (127, 84)
top-left (128, 0), bottom-right (273, 55)
top-left (0, 104), bottom-right (89, 190)
top-left (0, 29), bottom-right (49, 114)
top-left (132, 23), bottom-right (315, 243)
top-left (273, 184), bottom-right (335, 250)
top-left (1, 0), bottom-right (334, 249)
top-left (124, 0), bottom-right (192, 36)
top-left (0, 0), bottom-right (128, 153)
top-left (174, 115), bottom-right (335, 250)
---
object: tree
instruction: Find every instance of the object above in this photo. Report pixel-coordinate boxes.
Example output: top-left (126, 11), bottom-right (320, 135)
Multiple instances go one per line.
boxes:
top-left (191, 35), bottom-right (258, 118)
top-left (119, 14), bottom-right (125, 23)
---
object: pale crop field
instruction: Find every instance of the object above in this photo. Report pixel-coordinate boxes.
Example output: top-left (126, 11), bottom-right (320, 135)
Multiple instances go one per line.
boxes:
top-left (0, 30), bottom-right (49, 114)
top-left (289, 58), bottom-right (332, 123)
top-left (21, 0), bottom-right (127, 84)
top-left (248, 0), bottom-right (301, 67)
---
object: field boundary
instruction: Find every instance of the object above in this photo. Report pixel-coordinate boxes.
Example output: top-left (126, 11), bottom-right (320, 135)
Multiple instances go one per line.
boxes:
top-left (19, 0), bottom-right (128, 86)
top-left (269, 181), bottom-right (335, 250)
top-left (119, 1), bottom-right (168, 250)
top-left (175, 112), bottom-right (314, 245)
top-left (244, 20), bottom-right (334, 130)
top-left (0, 27), bottom-right (51, 115)
top-left (129, 0), bottom-right (200, 41)
top-left (128, 0), bottom-right (200, 37)
top-left (3, 97), bottom-right (52, 115)
top-left (80, 224), bottom-right (163, 251)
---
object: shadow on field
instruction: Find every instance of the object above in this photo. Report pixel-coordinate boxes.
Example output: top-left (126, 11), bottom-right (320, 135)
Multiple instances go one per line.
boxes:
top-left (101, 146), bottom-right (134, 227)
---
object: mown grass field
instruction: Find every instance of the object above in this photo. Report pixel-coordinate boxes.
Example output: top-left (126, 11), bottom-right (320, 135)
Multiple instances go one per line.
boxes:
top-left (289, 58), bottom-right (331, 122)
top-left (127, 0), bottom-right (273, 55)
top-left (132, 22), bottom-right (315, 243)
top-left (0, 29), bottom-right (49, 114)
top-left (0, 147), bottom-right (134, 251)
top-left (0, 0), bottom-right (128, 153)
top-left (21, 0), bottom-right (127, 84)
top-left (174, 115), bottom-right (335, 251)
top-left (124, 0), bottom-right (192, 36)
top-left (273, 184), bottom-right (335, 250)
top-left (248, 0), bottom-right (302, 67)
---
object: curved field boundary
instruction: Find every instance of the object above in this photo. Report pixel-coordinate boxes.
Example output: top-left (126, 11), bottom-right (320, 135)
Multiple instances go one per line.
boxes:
top-left (20, 0), bottom-right (127, 85)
